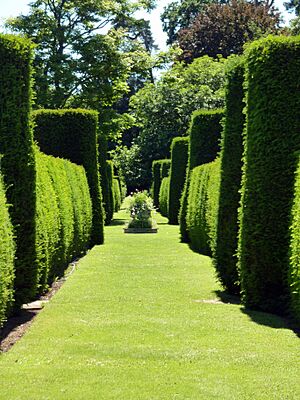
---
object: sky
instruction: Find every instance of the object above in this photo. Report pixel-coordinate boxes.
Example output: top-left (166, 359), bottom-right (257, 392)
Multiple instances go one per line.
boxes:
top-left (0, 0), bottom-right (295, 51)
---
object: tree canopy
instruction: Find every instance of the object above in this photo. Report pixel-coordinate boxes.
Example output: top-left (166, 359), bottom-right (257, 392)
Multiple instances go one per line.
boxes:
top-left (113, 55), bottom-right (226, 188)
top-left (5, 0), bottom-right (157, 112)
top-left (177, 0), bottom-right (281, 61)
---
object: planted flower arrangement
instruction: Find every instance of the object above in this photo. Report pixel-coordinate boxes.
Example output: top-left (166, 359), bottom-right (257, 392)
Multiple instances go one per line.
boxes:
top-left (124, 191), bottom-right (158, 233)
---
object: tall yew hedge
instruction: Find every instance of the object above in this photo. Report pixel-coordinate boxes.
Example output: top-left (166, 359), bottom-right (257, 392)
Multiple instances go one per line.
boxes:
top-left (187, 159), bottom-right (221, 255)
top-left (33, 109), bottom-right (104, 245)
top-left (159, 176), bottom-right (170, 218)
top-left (214, 57), bottom-right (245, 294)
top-left (0, 172), bottom-right (15, 327)
top-left (98, 133), bottom-right (112, 225)
top-left (0, 34), bottom-right (37, 306)
top-left (238, 36), bottom-right (300, 314)
top-left (289, 154), bottom-right (300, 321)
top-left (35, 149), bottom-right (92, 294)
top-left (168, 137), bottom-right (189, 225)
top-left (179, 109), bottom-right (223, 242)
top-left (152, 161), bottom-right (162, 208)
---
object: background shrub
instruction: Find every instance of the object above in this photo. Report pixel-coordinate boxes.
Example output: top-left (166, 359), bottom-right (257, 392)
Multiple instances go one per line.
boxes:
top-left (159, 177), bottom-right (170, 218)
top-left (113, 178), bottom-right (122, 212)
top-left (0, 172), bottom-right (15, 327)
top-left (289, 153), bottom-right (300, 321)
top-left (33, 109), bottom-right (104, 245)
top-left (238, 36), bottom-right (300, 314)
top-left (152, 160), bottom-right (163, 208)
top-left (98, 133), bottom-right (112, 225)
top-left (168, 137), bottom-right (189, 225)
top-left (186, 159), bottom-right (220, 255)
top-left (0, 34), bottom-right (37, 306)
top-left (35, 149), bottom-right (92, 293)
top-left (106, 160), bottom-right (115, 217)
top-left (179, 109), bottom-right (224, 242)
top-left (214, 56), bottom-right (245, 295)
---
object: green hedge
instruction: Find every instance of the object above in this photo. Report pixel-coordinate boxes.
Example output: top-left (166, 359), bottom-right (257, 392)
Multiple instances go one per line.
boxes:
top-left (160, 160), bottom-right (171, 179)
top-left (187, 159), bottom-right (220, 255)
top-left (179, 109), bottom-right (224, 242)
top-left (159, 177), bottom-right (170, 218)
top-left (152, 161), bottom-right (163, 208)
top-left (106, 160), bottom-right (115, 218)
top-left (98, 133), bottom-right (112, 225)
top-left (0, 172), bottom-right (15, 327)
top-left (168, 137), bottom-right (189, 225)
top-left (0, 34), bottom-right (37, 306)
top-left (33, 109), bottom-right (104, 245)
top-left (289, 154), bottom-right (300, 321)
top-left (113, 177), bottom-right (122, 212)
top-left (35, 149), bottom-right (92, 294)
top-left (214, 57), bottom-right (245, 294)
top-left (238, 36), bottom-right (300, 314)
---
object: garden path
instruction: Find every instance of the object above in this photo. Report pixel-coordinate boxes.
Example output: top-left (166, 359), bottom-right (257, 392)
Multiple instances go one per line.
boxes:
top-left (0, 210), bottom-right (299, 399)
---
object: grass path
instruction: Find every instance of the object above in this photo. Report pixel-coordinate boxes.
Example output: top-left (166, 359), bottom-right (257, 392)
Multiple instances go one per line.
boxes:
top-left (0, 210), bottom-right (299, 399)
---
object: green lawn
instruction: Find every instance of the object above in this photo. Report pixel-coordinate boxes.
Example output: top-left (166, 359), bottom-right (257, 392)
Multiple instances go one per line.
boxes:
top-left (0, 210), bottom-right (299, 399)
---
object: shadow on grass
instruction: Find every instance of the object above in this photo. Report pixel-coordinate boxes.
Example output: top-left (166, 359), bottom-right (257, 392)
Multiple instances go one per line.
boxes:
top-left (109, 219), bottom-right (126, 226)
top-left (0, 310), bottom-right (37, 351)
top-left (215, 289), bottom-right (300, 338)
top-left (214, 290), bottom-right (241, 305)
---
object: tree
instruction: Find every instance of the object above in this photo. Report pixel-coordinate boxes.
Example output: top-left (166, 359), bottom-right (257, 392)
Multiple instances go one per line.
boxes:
top-left (5, 0), bottom-right (157, 110)
top-left (113, 55), bottom-right (226, 188)
top-left (178, 0), bottom-right (281, 61)
top-left (285, 0), bottom-right (300, 15)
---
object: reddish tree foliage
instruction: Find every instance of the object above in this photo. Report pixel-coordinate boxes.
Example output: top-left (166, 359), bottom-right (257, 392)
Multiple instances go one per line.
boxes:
top-left (178, 0), bottom-right (281, 61)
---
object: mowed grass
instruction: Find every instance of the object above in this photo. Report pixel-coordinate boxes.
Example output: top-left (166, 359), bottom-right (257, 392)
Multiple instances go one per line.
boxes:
top-left (0, 210), bottom-right (299, 399)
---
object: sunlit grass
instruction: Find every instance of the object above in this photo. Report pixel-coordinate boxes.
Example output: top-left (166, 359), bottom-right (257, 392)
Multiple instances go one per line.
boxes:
top-left (0, 210), bottom-right (299, 399)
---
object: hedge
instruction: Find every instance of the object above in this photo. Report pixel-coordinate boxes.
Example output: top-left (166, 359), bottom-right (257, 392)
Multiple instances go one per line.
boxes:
top-left (0, 34), bottom-right (37, 306)
top-left (168, 137), bottom-right (189, 225)
top-left (179, 109), bottom-right (224, 242)
top-left (35, 149), bottom-right (92, 294)
top-left (186, 159), bottom-right (221, 255)
top-left (98, 133), bottom-right (112, 225)
top-left (106, 160), bottom-right (115, 217)
top-left (152, 161), bottom-right (163, 208)
top-left (160, 160), bottom-right (171, 179)
top-left (33, 109), bottom-right (104, 245)
top-left (238, 36), bottom-right (300, 314)
top-left (289, 154), bottom-right (300, 321)
top-left (113, 177), bottom-right (122, 212)
top-left (0, 172), bottom-right (15, 327)
top-left (159, 177), bottom-right (170, 218)
top-left (214, 57), bottom-right (245, 294)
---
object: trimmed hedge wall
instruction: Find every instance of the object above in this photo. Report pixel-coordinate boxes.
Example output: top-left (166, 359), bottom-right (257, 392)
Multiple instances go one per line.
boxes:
top-left (0, 34), bottom-right (37, 306)
top-left (0, 172), bottom-right (15, 327)
top-left (159, 177), bottom-right (170, 218)
top-left (98, 133), bottom-right (112, 225)
top-left (106, 160), bottom-right (115, 217)
top-left (33, 109), bottom-right (104, 245)
top-left (35, 149), bottom-right (92, 294)
top-left (152, 159), bottom-right (171, 209)
top-left (113, 177), bottom-right (122, 212)
top-left (179, 109), bottom-right (224, 242)
top-left (214, 57), bottom-right (245, 294)
top-left (160, 160), bottom-right (171, 179)
top-left (186, 159), bottom-right (221, 255)
top-left (238, 36), bottom-right (300, 314)
top-left (289, 154), bottom-right (300, 320)
top-left (168, 137), bottom-right (189, 225)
